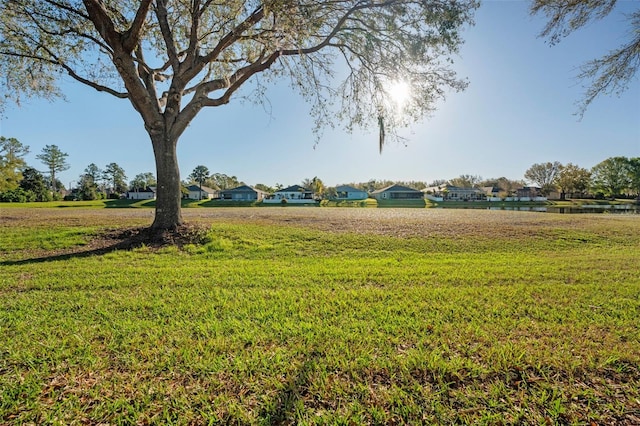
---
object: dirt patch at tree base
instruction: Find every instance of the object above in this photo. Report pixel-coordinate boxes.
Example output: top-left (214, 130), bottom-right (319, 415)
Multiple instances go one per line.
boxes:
top-left (99, 223), bottom-right (211, 250)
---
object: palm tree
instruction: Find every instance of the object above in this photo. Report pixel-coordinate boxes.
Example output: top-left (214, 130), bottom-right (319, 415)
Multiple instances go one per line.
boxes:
top-left (189, 165), bottom-right (210, 200)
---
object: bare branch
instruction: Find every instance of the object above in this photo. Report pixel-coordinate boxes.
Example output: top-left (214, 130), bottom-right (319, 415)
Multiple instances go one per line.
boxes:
top-left (532, 0), bottom-right (617, 45)
top-left (576, 12), bottom-right (640, 116)
top-left (0, 50), bottom-right (128, 98)
top-left (532, 1), bottom-right (640, 116)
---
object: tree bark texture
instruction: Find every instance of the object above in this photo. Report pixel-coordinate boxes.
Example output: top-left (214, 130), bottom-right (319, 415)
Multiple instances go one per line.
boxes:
top-left (151, 133), bottom-right (183, 230)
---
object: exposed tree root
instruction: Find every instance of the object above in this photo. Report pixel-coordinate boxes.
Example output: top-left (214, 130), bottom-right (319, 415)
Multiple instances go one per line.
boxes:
top-left (99, 223), bottom-right (211, 251)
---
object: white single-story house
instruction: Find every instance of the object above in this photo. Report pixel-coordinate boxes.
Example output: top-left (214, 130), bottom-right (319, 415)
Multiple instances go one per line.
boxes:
top-left (334, 185), bottom-right (369, 200)
top-left (186, 184), bottom-right (218, 200)
top-left (219, 185), bottom-right (269, 201)
top-left (370, 184), bottom-right (423, 200)
top-left (126, 186), bottom-right (156, 200)
top-left (263, 185), bottom-right (316, 203)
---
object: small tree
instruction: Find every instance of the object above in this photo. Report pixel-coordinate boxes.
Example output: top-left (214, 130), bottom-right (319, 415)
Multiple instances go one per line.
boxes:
top-left (209, 173), bottom-right (240, 191)
top-left (36, 145), bottom-right (70, 193)
top-left (591, 157), bottom-right (632, 198)
top-left (524, 161), bottom-right (563, 196)
top-left (104, 163), bottom-right (128, 195)
top-left (189, 165), bottom-right (210, 200)
top-left (254, 183), bottom-right (274, 194)
top-left (19, 167), bottom-right (51, 202)
top-left (302, 176), bottom-right (326, 198)
top-left (0, 136), bottom-right (30, 193)
top-left (555, 163), bottom-right (591, 199)
top-left (130, 172), bottom-right (156, 191)
top-left (449, 174), bottom-right (482, 188)
top-left (78, 174), bottom-right (99, 200)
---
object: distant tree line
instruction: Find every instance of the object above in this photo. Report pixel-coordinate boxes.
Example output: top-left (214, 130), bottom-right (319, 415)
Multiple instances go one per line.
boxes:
top-left (2, 137), bottom-right (638, 202)
top-left (0, 137), bottom-right (142, 202)
top-left (523, 158), bottom-right (640, 199)
top-left (0, 138), bottom-right (68, 202)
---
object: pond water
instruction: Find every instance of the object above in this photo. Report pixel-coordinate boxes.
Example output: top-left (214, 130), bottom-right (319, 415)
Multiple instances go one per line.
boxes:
top-left (484, 204), bottom-right (640, 214)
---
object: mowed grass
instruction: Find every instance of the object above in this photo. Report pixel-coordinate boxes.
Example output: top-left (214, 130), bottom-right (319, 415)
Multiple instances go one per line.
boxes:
top-left (0, 208), bottom-right (639, 425)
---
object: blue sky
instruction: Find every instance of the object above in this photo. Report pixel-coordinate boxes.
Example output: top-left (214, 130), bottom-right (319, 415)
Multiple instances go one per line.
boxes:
top-left (1, 1), bottom-right (638, 189)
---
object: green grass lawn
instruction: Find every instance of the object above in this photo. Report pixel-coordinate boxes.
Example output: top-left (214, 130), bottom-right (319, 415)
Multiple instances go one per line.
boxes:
top-left (1, 208), bottom-right (639, 424)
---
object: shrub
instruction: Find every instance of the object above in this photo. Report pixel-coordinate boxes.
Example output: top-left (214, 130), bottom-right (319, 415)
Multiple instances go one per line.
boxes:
top-left (0, 188), bottom-right (28, 202)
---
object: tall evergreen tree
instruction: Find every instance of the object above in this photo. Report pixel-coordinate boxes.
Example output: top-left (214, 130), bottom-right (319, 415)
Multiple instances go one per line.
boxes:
top-left (36, 145), bottom-right (70, 193)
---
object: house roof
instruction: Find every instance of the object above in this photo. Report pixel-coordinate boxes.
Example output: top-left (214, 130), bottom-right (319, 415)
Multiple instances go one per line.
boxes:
top-left (222, 184), bottom-right (267, 193)
top-left (423, 184), bottom-right (483, 193)
top-left (185, 184), bottom-right (217, 193)
top-left (481, 186), bottom-right (501, 194)
top-left (336, 185), bottom-right (366, 192)
top-left (277, 185), bottom-right (311, 193)
top-left (370, 184), bottom-right (421, 194)
top-left (223, 185), bottom-right (254, 192)
top-left (128, 186), bottom-right (156, 193)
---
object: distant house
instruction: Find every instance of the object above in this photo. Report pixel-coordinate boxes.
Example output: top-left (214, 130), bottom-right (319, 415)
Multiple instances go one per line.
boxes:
top-left (516, 186), bottom-right (541, 199)
top-left (263, 185), bottom-right (316, 203)
top-left (423, 185), bottom-right (485, 201)
top-left (480, 186), bottom-right (502, 201)
top-left (370, 184), bottom-right (423, 200)
top-left (219, 185), bottom-right (269, 201)
top-left (334, 185), bottom-right (369, 200)
top-left (127, 186), bottom-right (156, 200)
top-left (186, 184), bottom-right (218, 200)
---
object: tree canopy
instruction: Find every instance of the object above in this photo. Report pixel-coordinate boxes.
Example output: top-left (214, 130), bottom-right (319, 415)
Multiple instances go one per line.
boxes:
top-left (531, 0), bottom-right (640, 115)
top-left (591, 156), bottom-right (636, 197)
top-left (0, 136), bottom-right (30, 192)
top-left (555, 163), bottom-right (591, 199)
top-left (1, 0), bottom-right (478, 230)
top-left (130, 172), bottom-right (157, 191)
top-left (189, 165), bottom-right (210, 199)
top-left (104, 162), bottom-right (128, 194)
top-left (524, 161), bottom-right (562, 196)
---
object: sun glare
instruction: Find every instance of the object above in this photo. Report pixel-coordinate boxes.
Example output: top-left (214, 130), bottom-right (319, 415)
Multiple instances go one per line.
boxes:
top-left (388, 80), bottom-right (411, 107)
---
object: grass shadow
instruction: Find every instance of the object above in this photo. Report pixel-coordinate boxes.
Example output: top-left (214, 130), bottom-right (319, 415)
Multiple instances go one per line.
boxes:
top-left (258, 350), bottom-right (323, 424)
top-left (1, 224), bottom-right (210, 266)
top-left (1, 238), bottom-right (136, 266)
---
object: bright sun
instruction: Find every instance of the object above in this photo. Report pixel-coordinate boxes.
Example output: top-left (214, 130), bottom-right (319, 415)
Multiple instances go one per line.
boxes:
top-left (388, 80), bottom-right (411, 106)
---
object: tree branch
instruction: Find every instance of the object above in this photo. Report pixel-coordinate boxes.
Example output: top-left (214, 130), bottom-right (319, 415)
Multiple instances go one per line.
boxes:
top-left (43, 0), bottom-right (90, 20)
top-left (0, 50), bottom-right (128, 98)
top-left (122, 0), bottom-right (153, 53)
top-left (185, 0), bottom-right (201, 63)
top-left (154, 0), bottom-right (181, 71)
top-left (81, 0), bottom-right (121, 49)
top-left (200, 6), bottom-right (265, 65)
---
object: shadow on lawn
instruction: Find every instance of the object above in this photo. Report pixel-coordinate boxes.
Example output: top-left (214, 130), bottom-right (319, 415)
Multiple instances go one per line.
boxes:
top-left (1, 232), bottom-right (143, 266)
top-left (258, 350), bottom-right (324, 423)
top-left (1, 224), bottom-right (211, 266)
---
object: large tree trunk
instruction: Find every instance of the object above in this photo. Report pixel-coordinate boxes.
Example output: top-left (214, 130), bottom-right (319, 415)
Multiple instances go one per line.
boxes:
top-left (150, 133), bottom-right (183, 230)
